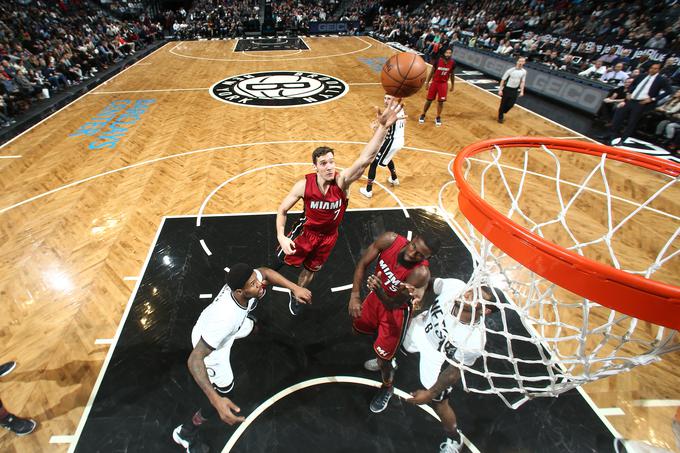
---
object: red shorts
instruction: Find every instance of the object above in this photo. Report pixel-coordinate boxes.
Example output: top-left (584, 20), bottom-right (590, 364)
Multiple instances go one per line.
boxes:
top-left (352, 292), bottom-right (412, 360)
top-left (427, 81), bottom-right (448, 101)
top-left (282, 228), bottom-right (338, 272)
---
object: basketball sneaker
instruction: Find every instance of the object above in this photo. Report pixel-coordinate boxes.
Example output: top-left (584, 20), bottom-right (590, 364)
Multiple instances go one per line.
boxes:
top-left (359, 187), bottom-right (373, 198)
top-left (419, 115), bottom-right (425, 124)
top-left (435, 117), bottom-right (442, 127)
top-left (0, 414), bottom-right (37, 436)
top-left (363, 358), bottom-right (397, 372)
top-left (369, 385), bottom-right (394, 413)
top-left (0, 361), bottom-right (16, 377)
top-left (387, 176), bottom-right (400, 186)
top-left (173, 425), bottom-right (209, 453)
top-left (439, 438), bottom-right (463, 453)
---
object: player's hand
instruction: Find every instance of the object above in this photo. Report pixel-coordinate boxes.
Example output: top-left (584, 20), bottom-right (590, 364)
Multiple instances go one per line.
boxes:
top-left (348, 295), bottom-right (362, 318)
top-left (278, 236), bottom-right (296, 255)
top-left (366, 272), bottom-right (383, 292)
top-left (293, 286), bottom-right (312, 305)
top-left (212, 396), bottom-right (245, 425)
top-left (406, 388), bottom-right (436, 405)
top-left (498, 89), bottom-right (503, 96)
top-left (426, 81), bottom-right (431, 89)
top-left (519, 91), bottom-right (524, 97)
top-left (370, 119), bottom-right (379, 131)
top-left (376, 98), bottom-right (404, 128)
top-left (449, 84), bottom-right (454, 92)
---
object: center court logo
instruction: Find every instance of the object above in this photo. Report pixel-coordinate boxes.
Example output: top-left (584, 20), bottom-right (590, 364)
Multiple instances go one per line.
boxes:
top-left (210, 71), bottom-right (349, 108)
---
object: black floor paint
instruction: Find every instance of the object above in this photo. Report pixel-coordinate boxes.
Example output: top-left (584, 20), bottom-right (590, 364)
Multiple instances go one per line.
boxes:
top-left (234, 37), bottom-right (309, 52)
top-left (73, 208), bottom-right (617, 453)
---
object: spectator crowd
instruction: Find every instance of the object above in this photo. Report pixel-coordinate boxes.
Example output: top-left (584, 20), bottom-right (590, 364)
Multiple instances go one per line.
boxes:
top-left (171, 0), bottom-right (261, 39)
top-left (370, 0), bottom-right (680, 151)
top-left (0, 0), bottom-right (161, 126)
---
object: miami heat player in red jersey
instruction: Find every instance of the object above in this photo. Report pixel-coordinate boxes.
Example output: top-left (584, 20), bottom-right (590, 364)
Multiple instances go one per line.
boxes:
top-left (419, 47), bottom-right (455, 127)
top-left (349, 231), bottom-right (440, 413)
top-left (276, 98), bottom-right (404, 316)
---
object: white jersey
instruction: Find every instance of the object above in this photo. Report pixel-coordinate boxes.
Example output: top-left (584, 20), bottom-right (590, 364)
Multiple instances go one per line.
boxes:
top-left (376, 109), bottom-right (406, 166)
top-left (420, 278), bottom-right (486, 366)
top-left (191, 269), bottom-right (262, 351)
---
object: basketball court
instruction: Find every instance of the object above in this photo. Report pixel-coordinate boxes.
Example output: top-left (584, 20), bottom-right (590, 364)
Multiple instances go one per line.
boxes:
top-left (0, 37), bottom-right (678, 453)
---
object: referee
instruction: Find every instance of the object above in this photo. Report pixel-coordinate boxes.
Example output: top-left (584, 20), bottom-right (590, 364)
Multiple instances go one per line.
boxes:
top-left (498, 57), bottom-right (527, 123)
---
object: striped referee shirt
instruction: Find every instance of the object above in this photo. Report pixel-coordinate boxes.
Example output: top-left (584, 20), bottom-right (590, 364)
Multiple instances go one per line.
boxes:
top-left (501, 67), bottom-right (527, 89)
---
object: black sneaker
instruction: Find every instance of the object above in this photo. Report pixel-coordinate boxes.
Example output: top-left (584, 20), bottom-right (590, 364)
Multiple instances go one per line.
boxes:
top-left (0, 361), bottom-right (16, 377)
top-left (172, 425), bottom-right (209, 452)
top-left (1, 414), bottom-right (37, 436)
top-left (288, 292), bottom-right (305, 316)
top-left (498, 112), bottom-right (504, 123)
top-left (370, 385), bottom-right (394, 413)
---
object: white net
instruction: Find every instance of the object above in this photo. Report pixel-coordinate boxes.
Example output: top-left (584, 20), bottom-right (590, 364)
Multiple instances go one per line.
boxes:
top-left (437, 141), bottom-right (680, 409)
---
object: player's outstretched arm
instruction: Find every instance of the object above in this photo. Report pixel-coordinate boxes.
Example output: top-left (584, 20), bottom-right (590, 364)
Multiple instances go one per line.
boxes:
top-left (336, 98), bottom-right (404, 191)
top-left (348, 231), bottom-right (398, 318)
top-left (276, 179), bottom-right (305, 255)
top-left (407, 364), bottom-right (461, 405)
top-left (259, 267), bottom-right (312, 304)
top-left (188, 339), bottom-right (245, 425)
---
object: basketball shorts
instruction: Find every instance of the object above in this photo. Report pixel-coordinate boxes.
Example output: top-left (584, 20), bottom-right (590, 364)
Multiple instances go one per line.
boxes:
top-left (203, 338), bottom-right (235, 389)
top-left (197, 318), bottom-right (254, 390)
top-left (352, 292), bottom-right (412, 360)
top-left (427, 81), bottom-right (449, 102)
top-left (403, 313), bottom-right (452, 403)
top-left (376, 130), bottom-right (404, 167)
top-left (279, 224), bottom-right (338, 272)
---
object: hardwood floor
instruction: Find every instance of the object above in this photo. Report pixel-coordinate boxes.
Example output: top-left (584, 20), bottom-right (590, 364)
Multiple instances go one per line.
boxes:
top-left (0, 37), bottom-right (677, 452)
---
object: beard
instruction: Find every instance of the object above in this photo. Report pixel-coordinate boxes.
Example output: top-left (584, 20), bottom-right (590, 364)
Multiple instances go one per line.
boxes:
top-left (397, 249), bottom-right (416, 268)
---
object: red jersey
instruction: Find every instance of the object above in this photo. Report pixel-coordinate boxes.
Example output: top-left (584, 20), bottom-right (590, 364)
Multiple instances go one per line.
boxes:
top-left (374, 235), bottom-right (429, 299)
top-left (302, 172), bottom-right (348, 234)
top-left (432, 57), bottom-right (455, 83)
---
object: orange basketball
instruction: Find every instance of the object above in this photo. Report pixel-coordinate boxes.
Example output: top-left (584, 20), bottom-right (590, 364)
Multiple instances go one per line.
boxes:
top-left (380, 52), bottom-right (428, 98)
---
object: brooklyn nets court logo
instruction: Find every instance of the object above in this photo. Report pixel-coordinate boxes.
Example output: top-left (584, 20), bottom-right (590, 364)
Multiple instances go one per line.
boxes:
top-left (210, 71), bottom-right (348, 108)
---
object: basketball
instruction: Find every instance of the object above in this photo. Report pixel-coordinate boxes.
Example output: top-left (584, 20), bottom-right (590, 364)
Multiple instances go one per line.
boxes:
top-left (380, 52), bottom-right (428, 98)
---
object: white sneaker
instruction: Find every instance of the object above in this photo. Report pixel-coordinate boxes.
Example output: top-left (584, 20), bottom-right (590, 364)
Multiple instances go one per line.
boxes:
top-left (418, 115), bottom-right (425, 124)
top-left (387, 176), bottom-right (400, 186)
top-left (363, 357), bottom-right (397, 371)
top-left (439, 437), bottom-right (463, 453)
top-left (359, 187), bottom-right (373, 198)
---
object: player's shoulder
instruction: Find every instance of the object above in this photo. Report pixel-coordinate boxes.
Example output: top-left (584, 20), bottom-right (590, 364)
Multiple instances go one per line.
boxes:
top-left (376, 230), bottom-right (399, 248)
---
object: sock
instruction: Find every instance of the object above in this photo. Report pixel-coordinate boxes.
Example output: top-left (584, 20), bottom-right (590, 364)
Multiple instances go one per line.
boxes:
top-left (389, 170), bottom-right (397, 180)
top-left (181, 410), bottom-right (206, 435)
top-left (366, 179), bottom-right (373, 191)
top-left (192, 410), bottom-right (207, 426)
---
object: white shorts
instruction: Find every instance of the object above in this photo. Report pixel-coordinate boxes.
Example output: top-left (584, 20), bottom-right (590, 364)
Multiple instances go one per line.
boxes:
top-left (193, 317), bottom-right (254, 389)
top-left (403, 313), bottom-right (449, 400)
top-left (376, 133), bottom-right (404, 166)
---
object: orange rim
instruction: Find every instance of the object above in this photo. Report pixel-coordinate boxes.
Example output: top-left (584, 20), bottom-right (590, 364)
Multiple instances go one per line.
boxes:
top-left (453, 137), bottom-right (680, 330)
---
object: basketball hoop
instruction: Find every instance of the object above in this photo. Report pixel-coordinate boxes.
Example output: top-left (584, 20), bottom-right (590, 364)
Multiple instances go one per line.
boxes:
top-left (438, 137), bottom-right (680, 408)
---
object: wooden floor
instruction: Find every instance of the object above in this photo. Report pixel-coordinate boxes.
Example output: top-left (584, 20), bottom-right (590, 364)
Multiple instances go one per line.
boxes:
top-left (0, 37), bottom-right (678, 452)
